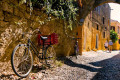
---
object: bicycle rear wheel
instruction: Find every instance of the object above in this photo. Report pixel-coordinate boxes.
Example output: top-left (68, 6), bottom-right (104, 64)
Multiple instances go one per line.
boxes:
top-left (11, 44), bottom-right (33, 78)
top-left (44, 46), bottom-right (56, 67)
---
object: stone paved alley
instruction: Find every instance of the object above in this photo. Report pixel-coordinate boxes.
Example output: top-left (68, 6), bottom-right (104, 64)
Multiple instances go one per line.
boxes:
top-left (0, 50), bottom-right (120, 80)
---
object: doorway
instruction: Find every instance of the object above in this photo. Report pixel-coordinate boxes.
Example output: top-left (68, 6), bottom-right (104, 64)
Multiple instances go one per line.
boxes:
top-left (96, 34), bottom-right (99, 49)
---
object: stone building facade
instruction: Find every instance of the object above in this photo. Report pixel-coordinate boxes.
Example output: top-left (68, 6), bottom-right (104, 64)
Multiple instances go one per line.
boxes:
top-left (111, 20), bottom-right (120, 50)
top-left (82, 3), bottom-right (111, 51)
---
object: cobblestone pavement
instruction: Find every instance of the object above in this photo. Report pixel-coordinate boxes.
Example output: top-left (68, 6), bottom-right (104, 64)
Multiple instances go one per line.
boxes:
top-left (0, 50), bottom-right (120, 80)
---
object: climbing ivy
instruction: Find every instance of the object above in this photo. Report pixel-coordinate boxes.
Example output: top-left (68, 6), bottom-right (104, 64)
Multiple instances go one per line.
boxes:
top-left (19, 0), bottom-right (79, 30)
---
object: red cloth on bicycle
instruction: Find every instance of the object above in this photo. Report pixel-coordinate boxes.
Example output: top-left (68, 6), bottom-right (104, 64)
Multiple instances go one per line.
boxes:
top-left (37, 33), bottom-right (58, 46)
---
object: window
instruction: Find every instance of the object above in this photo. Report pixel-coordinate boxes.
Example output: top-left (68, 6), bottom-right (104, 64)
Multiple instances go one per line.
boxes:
top-left (97, 24), bottom-right (99, 30)
top-left (119, 27), bottom-right (120, 33)
top-left (88, 22), bottom-right (89, 28)
top-left (98, 6), bottom-right (100, 15)
top-left (119, 39), bottom-right (120, 44)
top-left (110, 26), bottom-right (112, 30)
top-left (96, 34), bottom-right (98, 49)
top-left (118, 26), bottom-right (119, 33)
top-left (113, 27), bottom-right (115, 31)
top-left (105, 27), bottom-right (107, 31)
top-left (111, 26), bottom-right (115, 30)
top-left (103, 17), bottom-right (105, 24)
top-left (103, 32), bottom-right (105, 38)
top-left (108, 20), bottom-right (110, 25)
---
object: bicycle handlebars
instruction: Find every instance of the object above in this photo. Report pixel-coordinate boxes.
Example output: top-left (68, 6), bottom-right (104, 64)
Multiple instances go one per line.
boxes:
top-left (22, 29), bottom-right (41, 39)
top-left (32, 29), bottom-right (41, 34)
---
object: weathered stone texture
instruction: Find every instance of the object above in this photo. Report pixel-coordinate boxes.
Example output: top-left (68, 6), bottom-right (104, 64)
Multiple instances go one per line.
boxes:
top-left (2, 2), bottom-right (13, 13)
top-left (0, 0), bottom-right (120, 60)
top-left (0, 0), bottom-right (77, 60)
top-left (0, 21), bottom-right (9, 27)
top-left (24, 12), bottom-right (31, 19)
top-left (0, 10), bottom-right (4, 20)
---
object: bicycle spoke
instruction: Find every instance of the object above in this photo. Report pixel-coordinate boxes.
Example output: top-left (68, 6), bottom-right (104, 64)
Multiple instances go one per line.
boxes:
top-left (44, 46), bottom-right (56, 67)
top-left (11, 44), bottom-right (33, 77)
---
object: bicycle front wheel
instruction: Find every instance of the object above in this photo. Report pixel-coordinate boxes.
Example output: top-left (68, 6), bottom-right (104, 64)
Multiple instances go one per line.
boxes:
top-left (11, 44), bottom-right (33, 78)
top-left (44, 46), bottom-right (56, 67)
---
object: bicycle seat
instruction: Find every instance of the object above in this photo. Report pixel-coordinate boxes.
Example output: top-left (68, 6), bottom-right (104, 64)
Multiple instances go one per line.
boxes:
top-left (41, 36), bottom-right (48, 40)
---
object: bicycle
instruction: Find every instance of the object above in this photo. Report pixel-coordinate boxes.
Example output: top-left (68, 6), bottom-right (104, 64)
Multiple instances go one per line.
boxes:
top-left (11, 29), bottom-right (58, 78)
top-left (72, 37), bottom-right (81, 59)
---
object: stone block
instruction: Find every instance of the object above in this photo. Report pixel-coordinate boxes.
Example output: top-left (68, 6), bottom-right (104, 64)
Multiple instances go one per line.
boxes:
top-left (18, 11), bottom-right (24, 18)
top-left (19, 4), bottom-right (26, 11)
top-left (13, 7), bottom-right (19, 16)
top-left (10, 0), bottom-right (19, 5)
top-left (30, 15), bottom-right (37, 21)
top-left (14, 7), bottom-right (24, 18)
top-left (10, 16), bottom-right (20, 25)
top-left (26, 7), bottom-right (30, 13)
top-left (0, 1), bottom-right (2, 10)
top-left (4, 12), bottom-right (12, 22)
top-left (33, 8), bottom-right (42, 16)
top-left (0, 10), bottom-right (4, 20)
top-left (0, 21), bottom-right (9, 27)
top-left (1, 0), bottom-right (10, 3)
top-left (2, 2), bottom-right (13, 13)
top-left (13, 16), bottom-right (20, 22)
top-left (24, 12), bottom-right (30, 19)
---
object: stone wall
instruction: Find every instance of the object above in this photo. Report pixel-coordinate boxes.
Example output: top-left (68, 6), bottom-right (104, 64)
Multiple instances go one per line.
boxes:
top-left (0, 0), bottom-right (79, 61)
top-left (1, 0), bottom-right (118, 61)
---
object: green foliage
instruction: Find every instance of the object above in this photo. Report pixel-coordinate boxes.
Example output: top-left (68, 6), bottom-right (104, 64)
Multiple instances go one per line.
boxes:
top-left (19, 0), bottom-right (79, 30)
top-left (55, 60), bottom-right (63, 67)
top-left (110, 30), bottom-right (118, 43)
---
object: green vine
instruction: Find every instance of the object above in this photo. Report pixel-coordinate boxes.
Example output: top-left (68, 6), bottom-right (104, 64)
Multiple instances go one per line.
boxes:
top-left (19, 0), bottom-right (79, 30)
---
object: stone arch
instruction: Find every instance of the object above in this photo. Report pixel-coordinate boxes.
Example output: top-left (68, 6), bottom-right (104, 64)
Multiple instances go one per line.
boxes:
top-left (78, 0), bottom-right (120, 55)
top-left (78, 0), bottom-right (120, 21)
top-left (94, 0), bottom-right (120, 7)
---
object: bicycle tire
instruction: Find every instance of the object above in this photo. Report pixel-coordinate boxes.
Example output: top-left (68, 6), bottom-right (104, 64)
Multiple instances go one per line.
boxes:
top-left (44, 46), bottom-right (56, 67)
top-left (11, 44), bottom-right (33, 78)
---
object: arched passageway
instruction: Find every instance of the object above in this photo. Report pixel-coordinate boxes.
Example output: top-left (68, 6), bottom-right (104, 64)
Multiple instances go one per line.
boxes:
top-left (78, 0), bottom-right (120, 20)
top-left (78, 0), bottom-right (120, 55)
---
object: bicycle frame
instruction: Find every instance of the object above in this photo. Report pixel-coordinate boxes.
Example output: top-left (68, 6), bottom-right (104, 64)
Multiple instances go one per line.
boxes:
top-left (27, 38), bottom-right (50, 59)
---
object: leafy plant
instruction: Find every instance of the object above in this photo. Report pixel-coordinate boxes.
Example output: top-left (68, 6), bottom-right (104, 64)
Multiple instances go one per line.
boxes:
top-left (19, 0), bottom-right (79, 30)
top-left (110, 30), bottom-right (118, 43)
top-left (55, 60), bottom-right (63, 67)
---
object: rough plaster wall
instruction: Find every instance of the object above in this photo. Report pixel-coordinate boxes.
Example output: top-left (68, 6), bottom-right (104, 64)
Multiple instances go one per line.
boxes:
top-left (0, 0), bottom-right (77, 62)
